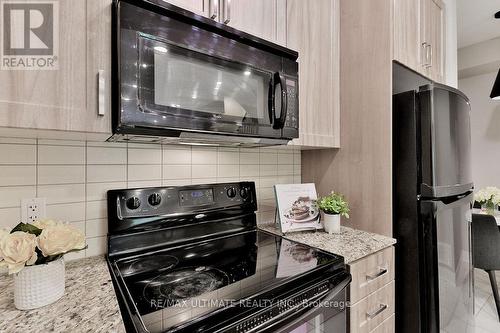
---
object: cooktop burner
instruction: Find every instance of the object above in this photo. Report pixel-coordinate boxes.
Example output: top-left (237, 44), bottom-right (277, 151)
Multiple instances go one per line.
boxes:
top-left (117, 254), bottom-right (179, 276)
top-left (143, 266), bottom-right (229, 302)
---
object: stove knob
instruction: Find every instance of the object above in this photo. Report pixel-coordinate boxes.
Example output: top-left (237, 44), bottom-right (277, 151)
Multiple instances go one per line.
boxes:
top-left (227, 187), bottom-right (236, 198)
top-left (239, 187), bottom-right (249, 199)
top-left (126, 197), bottom-right (141, 210)
top-left (148, 193), bottom-right (162, 206)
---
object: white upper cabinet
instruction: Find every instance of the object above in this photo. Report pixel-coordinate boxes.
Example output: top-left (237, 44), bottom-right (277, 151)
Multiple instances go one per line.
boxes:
top-left (393, 0), bottom-right (446, 83)
top-left (288, 0), bottom-right (340, 148)
top-left (167, 0), bottom-right (286, 45)
top-left (0, 0), bottom-right (111, 134)
top-left (221, 0), bottom-right (286, 45)
top-left (165, 0), bottom-right (210, 17)
top-left (421, 0), bottom-right (445, 83)
top-left (393, 0), bottom-right (422, 73)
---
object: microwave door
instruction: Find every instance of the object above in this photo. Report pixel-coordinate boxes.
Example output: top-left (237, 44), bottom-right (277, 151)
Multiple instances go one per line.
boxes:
top-left (130, 35), bottom-right (282, 138)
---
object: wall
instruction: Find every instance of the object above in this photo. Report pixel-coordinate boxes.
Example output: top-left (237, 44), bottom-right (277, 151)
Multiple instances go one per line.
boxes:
top-left (302, 0), bottom-right (393, 237)
top-left (458, 37), bottom-right (500, 191)
top-left (0, 139), bottom-right (301, 260)
top-left (443, 0), bottom-right (458, 87)
top-left (458, 37), bottom-right (500, 79)
top-left (458, 71), bottom-right (500, 190)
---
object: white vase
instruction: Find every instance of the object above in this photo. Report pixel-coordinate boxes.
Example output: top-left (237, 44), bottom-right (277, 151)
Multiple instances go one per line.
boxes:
top-left (14, 257), bottom-right (65, 310)
top-left (323, 213), bottom-right (341, 234)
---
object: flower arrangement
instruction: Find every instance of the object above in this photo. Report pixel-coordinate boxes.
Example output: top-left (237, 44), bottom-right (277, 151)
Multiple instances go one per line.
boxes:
top-left (317, 192), bottom-right (350, 218)
top-left (0, 219), bottom-right (86, 274)
top-left (474, 187), bottom-right (500, 215)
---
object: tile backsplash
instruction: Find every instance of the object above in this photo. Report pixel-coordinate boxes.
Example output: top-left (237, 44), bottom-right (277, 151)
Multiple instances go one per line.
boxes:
top-left (0, 138), bottom-right (301, 260)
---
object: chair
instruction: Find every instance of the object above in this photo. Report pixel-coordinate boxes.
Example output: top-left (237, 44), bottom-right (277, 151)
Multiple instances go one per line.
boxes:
top-left (472, 213), bottom-right (500, 321)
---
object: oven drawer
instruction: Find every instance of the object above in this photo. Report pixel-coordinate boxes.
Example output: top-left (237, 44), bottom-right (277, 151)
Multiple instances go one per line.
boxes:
top-left (349, 280), bottom-right (395, 333)
top-left (348, 246), bottom-right (394, 304)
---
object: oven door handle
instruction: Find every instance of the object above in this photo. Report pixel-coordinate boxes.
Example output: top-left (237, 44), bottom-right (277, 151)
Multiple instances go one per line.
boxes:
top-left (261, 272), bottom-right (352, 333)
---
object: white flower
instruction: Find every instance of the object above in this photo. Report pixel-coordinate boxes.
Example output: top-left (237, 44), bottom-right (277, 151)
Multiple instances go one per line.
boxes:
top-left (0, 231), bottom-right (38, 274)
top-left (37, 224), bottom-right (85, 257)
top-left (0, 229), bottom-right (9, 262)
top-left (32, 219), bottom-right (61, 229)
top-left (475, 187), bottom-right (500, 205)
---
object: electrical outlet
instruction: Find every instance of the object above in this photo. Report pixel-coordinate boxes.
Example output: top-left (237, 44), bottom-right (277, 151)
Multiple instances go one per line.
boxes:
top-left (21, 198), bottom-right (46, 224)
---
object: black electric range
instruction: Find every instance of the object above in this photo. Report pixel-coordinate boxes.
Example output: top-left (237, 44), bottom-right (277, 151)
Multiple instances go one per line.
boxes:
top-left (106, 182), bottom-right (351, 333)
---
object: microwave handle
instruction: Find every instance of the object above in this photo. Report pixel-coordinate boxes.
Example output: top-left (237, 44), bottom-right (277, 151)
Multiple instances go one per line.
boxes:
top-left (271, 72), bottom-right (288, 129)
top-left (268, 77), bottom-right (275, 125)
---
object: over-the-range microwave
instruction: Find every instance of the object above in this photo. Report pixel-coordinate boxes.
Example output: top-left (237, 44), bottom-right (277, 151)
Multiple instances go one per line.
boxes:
top-left (109, 0), bottom-right (299, 147)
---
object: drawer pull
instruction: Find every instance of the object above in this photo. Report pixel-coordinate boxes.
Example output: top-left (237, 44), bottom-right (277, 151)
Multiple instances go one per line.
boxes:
top-left (366, 268), bottom-right (387, 281)
top-left (366, 303), bottom-right (388, 319)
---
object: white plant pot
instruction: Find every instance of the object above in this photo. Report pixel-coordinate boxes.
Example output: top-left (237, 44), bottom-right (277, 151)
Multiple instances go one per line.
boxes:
top-left (323, 213), bottom-right (341, 234)
top-left (14, 257), bottom-right (65, 310)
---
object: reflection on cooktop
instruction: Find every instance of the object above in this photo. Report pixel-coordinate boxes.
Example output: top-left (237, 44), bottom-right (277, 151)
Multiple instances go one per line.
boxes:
top-left (116, 230), bottom-right (340, 325)
top-left (117, 254), bottom-right (179, 276)
top-left (142, 266), bottom-right (229, 303)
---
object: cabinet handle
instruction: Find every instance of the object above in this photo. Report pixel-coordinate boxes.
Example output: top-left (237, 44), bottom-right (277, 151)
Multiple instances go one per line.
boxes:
top-left (210, 0), bottom-right (218, 20)
top-left (366, 303), bottom-right (388, 319)
top-left (98, 70), bottom-right (106, 116)
top-left (223, 0), bottom-right (231, 24)
top-left (424, 43), bottom-right (432, 68)
top-left (366, 267), bottom-right (387, 281)
top-left (428, 44), bottom-right (433, 68)
top-left (421, 42), bottom-right (427, 67)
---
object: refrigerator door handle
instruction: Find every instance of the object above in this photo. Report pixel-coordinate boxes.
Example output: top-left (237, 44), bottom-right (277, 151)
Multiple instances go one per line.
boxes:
top-left (425, 192), bottom-right (473, 213)
top-left (421, 183), bottom-right (474, 199)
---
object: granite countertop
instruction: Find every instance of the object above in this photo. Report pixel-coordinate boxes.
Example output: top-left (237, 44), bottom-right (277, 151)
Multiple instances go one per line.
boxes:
top-left (0, 226), bottom-right (395, 332)
top-left (258, 223), bottom-right (396, 264)
top-left (0, 256), bottom-right (125, 333)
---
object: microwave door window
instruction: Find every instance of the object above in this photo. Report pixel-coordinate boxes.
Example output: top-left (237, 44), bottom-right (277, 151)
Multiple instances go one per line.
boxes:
top-left (139, 39), bottom-right (269, 128)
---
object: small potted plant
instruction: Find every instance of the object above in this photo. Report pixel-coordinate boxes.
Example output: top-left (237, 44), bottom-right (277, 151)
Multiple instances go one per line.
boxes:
top-left (0, 219), bottom-right (86, 310)
top-left (316, 192), bottom-right (350, 234)
top-left (474, 186), bottom-right (500, 216)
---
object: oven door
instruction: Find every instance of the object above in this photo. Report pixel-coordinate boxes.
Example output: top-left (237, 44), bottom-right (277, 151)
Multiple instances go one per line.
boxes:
top-left (274, 289), bottom-right (348, 333)
top-left (259, 272), bottom-right (351, 333)
top-left (120, 32), bottom-right (289, 139)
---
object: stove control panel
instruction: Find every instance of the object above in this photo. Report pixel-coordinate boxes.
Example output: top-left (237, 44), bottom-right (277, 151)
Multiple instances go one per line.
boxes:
top-left (108, 182), bottom-right (257, 220)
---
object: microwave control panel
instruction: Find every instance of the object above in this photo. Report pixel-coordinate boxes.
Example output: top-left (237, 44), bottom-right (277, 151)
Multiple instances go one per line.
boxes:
top-left (285, 79), bottom-right (298, 128)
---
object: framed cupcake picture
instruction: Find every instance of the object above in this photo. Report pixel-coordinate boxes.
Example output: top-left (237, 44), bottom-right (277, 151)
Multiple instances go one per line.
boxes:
top-left (274, 183), bottom-right (321, 233)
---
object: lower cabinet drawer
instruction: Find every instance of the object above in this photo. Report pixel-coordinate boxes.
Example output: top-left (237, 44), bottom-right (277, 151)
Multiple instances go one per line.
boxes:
top-left (348, 280), bottom-right (395, 333)
top-left (348, 246), bottom-right (394, 304)
top-left (370, 314), bottom-right (394, 333)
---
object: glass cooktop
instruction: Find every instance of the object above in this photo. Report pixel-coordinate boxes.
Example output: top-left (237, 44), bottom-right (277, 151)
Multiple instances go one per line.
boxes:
top-left (112, 230), bottom-right (343, 333)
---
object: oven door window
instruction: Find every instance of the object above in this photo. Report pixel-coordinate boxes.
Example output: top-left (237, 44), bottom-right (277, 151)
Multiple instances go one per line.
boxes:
top-left (137, 34), bottom-right (276, 136)
top-left (284, 311), bottom-right (346, 333)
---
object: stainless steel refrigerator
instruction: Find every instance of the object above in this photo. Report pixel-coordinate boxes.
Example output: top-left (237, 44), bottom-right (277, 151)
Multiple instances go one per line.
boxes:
top-left (393, 83), bottom-right (474, 333)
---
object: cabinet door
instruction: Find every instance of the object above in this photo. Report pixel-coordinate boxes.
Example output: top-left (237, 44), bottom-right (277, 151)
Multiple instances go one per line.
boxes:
top-left (165, 0), bottom-right (210, 17)
top-left (0, 0), bottom-right (87, 131)
top-left (421, 0), bottom-right (445, 82)
top-left (393, 0), bottom-right (422, 74)
top-left (221, 0), bottom-right (286, 45)
top-left (86, 0), bottom-right (112, 134)
top-left (288, 0), bottom-right (340, 148)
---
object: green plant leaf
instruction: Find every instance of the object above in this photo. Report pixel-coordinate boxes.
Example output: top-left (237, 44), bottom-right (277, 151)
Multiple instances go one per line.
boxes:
top-left (10, 222), bottom-right (42, 236)
top-left (317, 192), bottom-right (350, 218)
